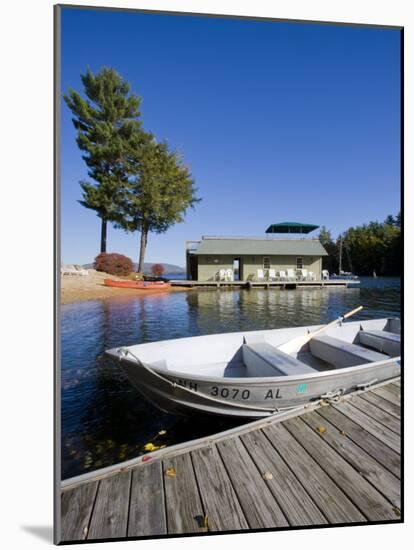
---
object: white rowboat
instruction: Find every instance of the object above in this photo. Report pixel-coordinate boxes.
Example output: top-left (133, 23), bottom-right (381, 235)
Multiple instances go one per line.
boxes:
top-left (106, 317), bottom-right (401, 418)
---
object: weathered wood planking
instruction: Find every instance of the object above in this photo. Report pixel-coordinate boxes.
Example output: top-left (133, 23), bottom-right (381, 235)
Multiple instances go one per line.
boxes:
top-left (316, 406), bottom-right (400, 478)
top-left (347, 396), bottom-right (400, 435)
top-left (163, 453), bottom-right (206, 534)
top-left (372, 385), bottom-right (401, 405)
top-left (191, 444), bottom-right (249, 531)
top-left (216, 437), bottom-right (288, 529)
top-left (263, 422), bottom-right (366, 523)
top-left (332, 401), bottom-right (400, 453)
top-left (60, 481), bottom-right (99, 542)
top-left (283, 416), bottom-right (399, 521)
top-left (87, 471), bottom-right (131, 540)
top-left (241, 429), bottom-right (328, 526)
top-left (61, 380), bottom-right (401, 542)
top-left (301, 411), bottom-right (400, 507)
top-left (128, 461), bottom-right (166, 537)
top-left (359, 391), bottom-right (400, 420)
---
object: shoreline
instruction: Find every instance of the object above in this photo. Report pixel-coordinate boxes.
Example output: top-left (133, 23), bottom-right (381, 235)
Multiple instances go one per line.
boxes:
top-left (61, 269), bottom-right (190, 305)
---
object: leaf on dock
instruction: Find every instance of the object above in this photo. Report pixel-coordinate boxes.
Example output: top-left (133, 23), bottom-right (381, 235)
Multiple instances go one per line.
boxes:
top-left (165, 467), bottom-right (177, 477)
top-left (316, 426), bottom-right (327, 434)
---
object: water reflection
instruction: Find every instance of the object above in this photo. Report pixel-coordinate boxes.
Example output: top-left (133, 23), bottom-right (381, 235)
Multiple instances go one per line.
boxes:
top-left (61, 277), bottom-right (400, 479)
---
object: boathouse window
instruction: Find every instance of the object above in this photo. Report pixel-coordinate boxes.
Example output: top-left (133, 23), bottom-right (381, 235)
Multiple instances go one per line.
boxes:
top-left (296, 257), bottom-right (303, 269)
top-left (263, 257), bottom-right (270, 269)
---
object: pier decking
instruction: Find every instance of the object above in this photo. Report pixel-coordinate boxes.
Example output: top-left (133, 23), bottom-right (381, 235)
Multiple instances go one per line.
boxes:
top-left (171, 279), bottom-right (359, 289)
top-left (59, 378), bottom-right (401, 543)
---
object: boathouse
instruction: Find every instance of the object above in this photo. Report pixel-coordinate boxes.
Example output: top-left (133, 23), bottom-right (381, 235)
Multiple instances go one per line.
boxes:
top-left (186, 222), bottom-right (328, 281)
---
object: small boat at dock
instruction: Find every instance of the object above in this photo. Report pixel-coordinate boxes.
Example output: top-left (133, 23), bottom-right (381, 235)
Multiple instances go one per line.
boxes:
top-left (104, 279), bottom-right (171, 290)
top-left (106, 311), bottom-right (401, 418)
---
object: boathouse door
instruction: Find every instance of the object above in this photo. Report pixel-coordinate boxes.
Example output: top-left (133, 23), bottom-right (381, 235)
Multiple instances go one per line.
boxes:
top-left (233, 258), bottom-right (242, 280)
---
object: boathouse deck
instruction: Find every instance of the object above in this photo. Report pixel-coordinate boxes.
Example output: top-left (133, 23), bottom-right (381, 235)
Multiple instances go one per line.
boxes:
top-left (59, 378), bottom-right (401, 543)
top-left (171, 279), bottom-right (359, 289)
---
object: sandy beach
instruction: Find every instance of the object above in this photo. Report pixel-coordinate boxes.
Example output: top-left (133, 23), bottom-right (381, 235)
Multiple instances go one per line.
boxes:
top-left (61, 269), bottom-right (189, 305)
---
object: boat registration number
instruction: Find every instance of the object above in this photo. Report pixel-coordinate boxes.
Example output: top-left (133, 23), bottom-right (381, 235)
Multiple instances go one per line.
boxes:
top-left (210, 387), bottom-right (282, 400)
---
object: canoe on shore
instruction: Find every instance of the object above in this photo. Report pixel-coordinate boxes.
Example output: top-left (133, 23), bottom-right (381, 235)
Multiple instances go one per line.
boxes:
top-left (106, 317), bottom-right (401, 418)
top-left (104, 279), bottom-right (171, 290)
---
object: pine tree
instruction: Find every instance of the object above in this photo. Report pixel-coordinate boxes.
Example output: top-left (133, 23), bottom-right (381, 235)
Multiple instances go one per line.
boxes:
top-left (64, 67), bottom-right (144, 252)
top-left (114, 137), bottom-right (200, 272)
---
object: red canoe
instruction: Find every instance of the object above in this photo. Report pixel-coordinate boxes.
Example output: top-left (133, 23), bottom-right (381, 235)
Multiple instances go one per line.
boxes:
top-left (104, 279), bottom-right (171, 290)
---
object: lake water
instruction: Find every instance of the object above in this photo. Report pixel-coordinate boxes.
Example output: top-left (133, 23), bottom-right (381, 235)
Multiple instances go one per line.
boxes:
top-left (60, 276), bottom-right (401, 479)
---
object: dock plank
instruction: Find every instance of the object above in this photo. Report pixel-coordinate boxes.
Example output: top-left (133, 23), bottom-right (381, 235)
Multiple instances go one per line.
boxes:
top-left (163, 454), bottom-right (206, 534)
top-left (283, 416), bottom-right (398, 521)
top-left (61, 481), bottom-right (99, 542)
top-left (333, 401), bottom-right (400, 453)
top-left (346, 396), bottom-right (400, 435)
top-left (301, 411), bottom-right (400, 507)
top-left (241, 430), bottom-right (328, 526)
top-left (316, 406), bottom-right (400, 478)
top-left (128, 461), bottom-right (166, 537)
top-left (263, 422), bottom-right (365, 523)
top-left (191, 444), bottom-right (249, 532)
top-left (88, 471), bottom-right (131, 540)
top-left (359, 391), bottom-right (400, 420)
top-left (372, 385), bottom-right (401, 406)
top-left (217, 437), bottom-right (289, 529)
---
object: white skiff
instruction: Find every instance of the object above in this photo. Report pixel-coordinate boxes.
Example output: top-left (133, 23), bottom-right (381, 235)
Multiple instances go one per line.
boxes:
top-left (106, 316), bottom-right (401, 418)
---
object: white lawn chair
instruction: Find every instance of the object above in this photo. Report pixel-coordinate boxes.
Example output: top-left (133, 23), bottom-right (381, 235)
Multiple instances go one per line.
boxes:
top-left (301, 269), bottom-right (308, 280)
top-left (308, 271), bottom-right (315, 281)
top-left (277, 270), bottom-right (287, 281)
top-left (322, 269), bottom-right (329, 280)
top-left (225, 269), bottom-right (234, 281)
top-left (268, 268), bottom-right (277, 281)
top-left (257, 269), bottom-right (265, 281)
top-left (218, 269), bottom-right (226, 281)
top-left (286, 269), bottom-right (296, 281)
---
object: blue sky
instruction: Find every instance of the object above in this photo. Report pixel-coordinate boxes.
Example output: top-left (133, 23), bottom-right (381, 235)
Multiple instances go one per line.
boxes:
top-left (60, 8), bottom-right (401, 267)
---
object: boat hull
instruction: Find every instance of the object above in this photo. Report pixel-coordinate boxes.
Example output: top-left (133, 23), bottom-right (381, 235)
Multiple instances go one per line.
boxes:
top-left (113, 353), bottom-right (400, 418)
top-left (104, 279), bottom-right (171, 290)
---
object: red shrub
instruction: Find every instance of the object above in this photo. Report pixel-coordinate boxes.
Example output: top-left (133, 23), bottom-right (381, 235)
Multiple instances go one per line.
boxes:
top-left (151, 263), bottom-right (165, 277)
top-left (94, 252), bottom-right (133, 276)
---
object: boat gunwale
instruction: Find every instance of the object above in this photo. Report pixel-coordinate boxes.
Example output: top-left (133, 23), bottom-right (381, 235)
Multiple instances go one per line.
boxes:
top-left (112, 351), bottom-right (400, 385)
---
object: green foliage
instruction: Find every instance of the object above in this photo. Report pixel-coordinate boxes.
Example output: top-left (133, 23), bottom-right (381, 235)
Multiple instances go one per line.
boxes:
top-left (320, 213), bottom-right (401, 276)
top-left (65, 66), bottom-right (200, 264)
top-left (64, 67), bottom-right (146, 251)
top-left (318, 226), bottom-right (339, 273)
top-left (114, 137), bottom-right (200, 271)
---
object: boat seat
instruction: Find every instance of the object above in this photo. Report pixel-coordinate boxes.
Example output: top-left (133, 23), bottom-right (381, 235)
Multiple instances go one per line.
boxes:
top-left (358, 329), bottom-right (400, 357)
top-left (309, 334), bottom-right (388, 368)
top-left (242, 342), bottom-right (316, 377)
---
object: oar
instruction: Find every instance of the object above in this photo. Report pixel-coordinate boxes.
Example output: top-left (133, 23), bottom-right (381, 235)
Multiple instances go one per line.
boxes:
top-left (278, 306), bottom-right (363, 355)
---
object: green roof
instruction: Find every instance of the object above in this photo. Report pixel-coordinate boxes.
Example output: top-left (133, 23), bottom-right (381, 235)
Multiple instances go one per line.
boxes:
top-left (266, 222), bottom-right (319, 234)
top-left (194, 238), bottom-right (328, 256)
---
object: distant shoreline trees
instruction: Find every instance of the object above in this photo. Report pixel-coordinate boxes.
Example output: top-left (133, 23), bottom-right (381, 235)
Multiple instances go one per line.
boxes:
top-left (64, 67), bottom-right (200, 269)
top-left (319, 213), bottom-right (401, 276)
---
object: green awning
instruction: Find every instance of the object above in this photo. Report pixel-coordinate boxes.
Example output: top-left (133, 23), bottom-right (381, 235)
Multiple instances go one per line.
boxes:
top-left (265, 222), bottom-right (319, 234)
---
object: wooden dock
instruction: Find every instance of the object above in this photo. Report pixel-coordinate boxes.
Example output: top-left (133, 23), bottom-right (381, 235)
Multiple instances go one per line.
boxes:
top-left (171, 279), bottom-right (359, 289)
top-left (59, 378), bottom-right (401, 543)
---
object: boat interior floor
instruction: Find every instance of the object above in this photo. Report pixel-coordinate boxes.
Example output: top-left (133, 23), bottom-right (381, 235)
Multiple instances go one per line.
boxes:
top-left (218, 328), bottom-right (399, 379)
top-left (150, 328), bottom-right (400, 379)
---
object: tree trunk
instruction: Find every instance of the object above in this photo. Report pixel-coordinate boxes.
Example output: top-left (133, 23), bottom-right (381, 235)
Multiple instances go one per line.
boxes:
top-left (100, 218), bottom-right (107, 253)
top-left (138, 225), bottom-right (148, 273)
